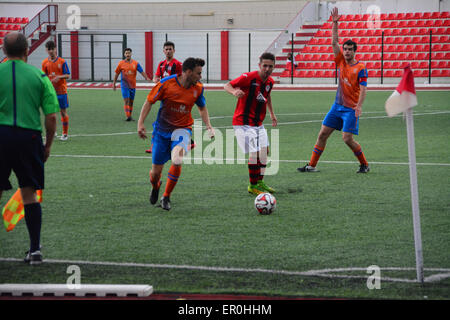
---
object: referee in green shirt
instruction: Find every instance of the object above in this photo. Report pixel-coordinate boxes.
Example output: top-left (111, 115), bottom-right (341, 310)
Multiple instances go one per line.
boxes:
top-left (0, 32), bottom-right (59, 265)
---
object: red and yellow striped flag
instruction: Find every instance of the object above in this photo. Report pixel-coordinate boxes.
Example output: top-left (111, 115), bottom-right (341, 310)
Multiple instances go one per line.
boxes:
top-left (2, 189), bottom-right (42, 232)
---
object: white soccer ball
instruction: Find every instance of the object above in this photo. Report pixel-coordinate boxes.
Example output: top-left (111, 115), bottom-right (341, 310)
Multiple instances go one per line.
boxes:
top-left (254, 193), bottom-right (276, 215)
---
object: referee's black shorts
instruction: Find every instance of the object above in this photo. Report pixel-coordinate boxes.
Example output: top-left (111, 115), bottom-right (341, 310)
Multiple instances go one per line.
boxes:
top-left (0, 125), bottom-right (45, 191)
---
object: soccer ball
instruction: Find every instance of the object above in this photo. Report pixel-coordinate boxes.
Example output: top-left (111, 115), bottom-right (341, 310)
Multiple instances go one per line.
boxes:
top-left (254, 193), bottom-right (276, 215)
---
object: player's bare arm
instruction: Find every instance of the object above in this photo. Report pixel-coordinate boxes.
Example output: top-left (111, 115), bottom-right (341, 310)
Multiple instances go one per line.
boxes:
top-left (355, 85), bottom-right (367, 118)
top-left (197, 106), bottom-right (215, 139)
top-left (141, 71), bottom-right (151, 82)
top-left (266, 95), bottom-right (277, 127)
top-left (137, 100), bottom-right (153, 139)
top-left (224, 82), bottom-right (245, 99)
top-left (331, 7), bottom-right (341, 57)
top-left (112, 72), bottom-right (120, 91)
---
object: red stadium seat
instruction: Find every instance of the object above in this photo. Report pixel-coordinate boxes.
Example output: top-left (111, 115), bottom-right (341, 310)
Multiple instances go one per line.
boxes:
top-left (413, 69), bottom-right (428, 78)
top-left (442, 44), bottom-right (450, 51)
top-left (441, 70), bottom-right (450, 77)
top-left (294, 70), bottom-right (306, 77)
top-left (419, 61), bottom-right (428, 69)
top-left (384, 61), bottom-right (393, 69)
top-left (440, 12), bottom-right (450, 18)
top-left (430, 12), bottom-right (440, 19)
top-left (6, 17), bottom-right (14, 23)
top-left (417, 52), bottom-right (429, 60)
top-left (0, 24), bottom-right (6, 30)
top-left (432, 44), bottom-right (443, 51)
top-left (341, 15), bottom-right (352, 21)
top-left (410, 61), bottom-right (420, 69)
top-left (431, 69), bottom-right (442, 77)
top-left (21, 17), bottom-right (29, 24)
top-left (324, 70), bottom-right (335, 78)
top-left (368, 69), bottom-right (381, 77)
top-left (384, 70), bottom-right (394, 77)
top-left (394, 70), bottom-right (403, 77)
top-left (0, 17), bottom-right (6, 23)
top-left (423, 12), bottom-right (433, 19)
top-left (314, 70), bottom-right (325, 77)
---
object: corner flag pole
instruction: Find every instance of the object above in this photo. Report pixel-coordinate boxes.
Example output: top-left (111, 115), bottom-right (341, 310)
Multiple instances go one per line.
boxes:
top-left (405, 108), bottom-right (424, 283)
top-left (385, 65), bottom-right (424, 283)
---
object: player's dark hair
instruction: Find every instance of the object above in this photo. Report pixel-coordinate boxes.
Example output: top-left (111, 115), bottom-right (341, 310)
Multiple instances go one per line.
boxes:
top-left (124, 48), bottom-right (132, 53)
top-left (182, 57), bottom-right (205, 72)
top-left (45, 40), bottom-right (56, 50)
top-left (163, 41), bottom-right (175, 49)
top-left (259, 52), bottom-right (276, 62)
top-left (4, 32), bottom-right (28, 58)
top-left (343, 39), bottom-right (357, 52)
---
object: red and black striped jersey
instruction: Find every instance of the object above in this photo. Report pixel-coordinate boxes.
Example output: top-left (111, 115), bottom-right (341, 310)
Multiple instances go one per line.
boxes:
top-left (230, 71), bottom-right (274, 126)
top-left (155, 59), bottom-right (182, 79)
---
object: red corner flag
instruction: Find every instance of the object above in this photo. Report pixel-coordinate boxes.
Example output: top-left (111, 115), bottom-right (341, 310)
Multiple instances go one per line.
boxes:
top-left (385, 65), bottom-right (418, 117)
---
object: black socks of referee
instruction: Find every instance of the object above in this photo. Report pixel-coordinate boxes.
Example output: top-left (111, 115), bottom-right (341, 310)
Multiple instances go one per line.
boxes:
top-left (24, 203), bottom-right (42, 253)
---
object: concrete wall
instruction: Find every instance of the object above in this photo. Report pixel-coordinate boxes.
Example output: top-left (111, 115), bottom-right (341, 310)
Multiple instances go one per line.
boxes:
top-left (54, 0), bottom-right (307, 30)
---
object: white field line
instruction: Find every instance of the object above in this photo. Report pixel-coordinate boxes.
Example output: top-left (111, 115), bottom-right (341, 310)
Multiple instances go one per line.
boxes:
top-left (50, 154), bottom-right (450, 167)
top-left (0, 257), bottom-right (448, 283)
top-left (67, 110), bottom-right (450, 137)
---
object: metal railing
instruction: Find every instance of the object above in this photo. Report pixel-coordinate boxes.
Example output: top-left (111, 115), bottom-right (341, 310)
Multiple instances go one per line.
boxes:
top-left (22, 4), bottom-right (58, 39)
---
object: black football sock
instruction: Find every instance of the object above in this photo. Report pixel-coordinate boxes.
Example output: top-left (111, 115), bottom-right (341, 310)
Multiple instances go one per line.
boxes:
top-left (24, 203), bottom-right (42, 252)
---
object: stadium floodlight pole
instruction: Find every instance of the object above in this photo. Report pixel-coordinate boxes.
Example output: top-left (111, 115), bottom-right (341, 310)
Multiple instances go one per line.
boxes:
top-left (405, 107), bottom-right (424, 284)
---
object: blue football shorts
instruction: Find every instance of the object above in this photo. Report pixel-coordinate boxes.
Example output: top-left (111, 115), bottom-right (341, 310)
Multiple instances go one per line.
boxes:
top-left (151, 128), bottom-right (192, 165)
top-left (322, 103), bottom-right (359, 135)
top-left (57, 94), bottom-right (69, 109)
top-left (121, 87), bottom-right (136, 100)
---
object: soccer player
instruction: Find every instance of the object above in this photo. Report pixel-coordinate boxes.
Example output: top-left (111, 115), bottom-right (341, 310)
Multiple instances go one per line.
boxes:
top-left (137, 57), bottom-right (214, 211)
top-left (113, 48), bottom-right (151, 121)
top-left (224, 52), bottom-right (278, 195)
top-left (153, 41), bottom-right (183, 83)
top-left (298, 7), bottom-right (369, 173)
top-left (1, 32), bottom-right (59, 264)
top-left (146, 41), bottom-right (184, 153)
top-left (42, 40), bottom-right (71, 141)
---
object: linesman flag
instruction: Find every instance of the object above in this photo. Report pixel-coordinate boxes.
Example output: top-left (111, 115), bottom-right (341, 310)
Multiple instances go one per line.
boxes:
top-left (2, 189), bottom-right (42, 232)
top-left (385, 64), bottom-right (418, 117)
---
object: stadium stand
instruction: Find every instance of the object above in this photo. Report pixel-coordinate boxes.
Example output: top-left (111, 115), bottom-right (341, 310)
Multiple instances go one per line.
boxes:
top-left (275, 11), bottom-right (450, 80)
top-left (0, 6), bottom-right (56, 56)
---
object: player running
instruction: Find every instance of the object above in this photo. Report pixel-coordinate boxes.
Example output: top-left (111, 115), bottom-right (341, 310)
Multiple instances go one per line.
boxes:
top-left (224, 52), bottom-right (278, 195)
top-left (298, 7), bottom-right (369, 173)
top-left (113, 48), bottom-right (151, 121)
top-left (42, 40), bottom-right (71, 141)
top-left (137, 57), bottom-right (214, 211)
top-left (146, 41), bottom-right (195, 154)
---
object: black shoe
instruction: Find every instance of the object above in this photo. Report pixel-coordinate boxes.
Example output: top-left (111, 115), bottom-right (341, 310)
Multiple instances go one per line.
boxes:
top-left (24, 250), bottom-right (42, 265)
top-left (297, 163), bottom-right (319, 172)
top-left (150, 181), bottom-right (161, 205)
top-left (125, 117), bottom-right (134, 121)
top-left (357, 164), bottom-right (370, 173)
top-left (160, 196), bottom-right (171, 211)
